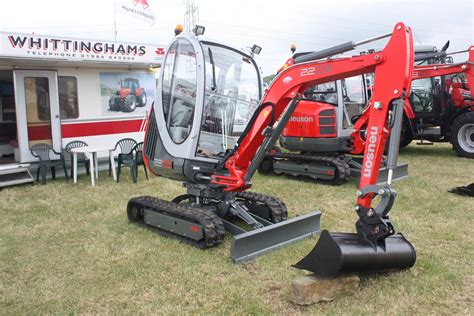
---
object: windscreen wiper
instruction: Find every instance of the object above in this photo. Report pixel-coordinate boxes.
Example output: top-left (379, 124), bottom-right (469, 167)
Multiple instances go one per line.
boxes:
top-left (208, 47), bottom-right (217, 91)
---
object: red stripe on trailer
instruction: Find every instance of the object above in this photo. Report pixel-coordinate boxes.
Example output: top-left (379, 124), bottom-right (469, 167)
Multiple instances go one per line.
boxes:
top-left (27, 119), bottom-right (144, 141)
top-left (27, 125), bottom-right (52, 141)
top-left (61, 119), bottom-right (143, 138)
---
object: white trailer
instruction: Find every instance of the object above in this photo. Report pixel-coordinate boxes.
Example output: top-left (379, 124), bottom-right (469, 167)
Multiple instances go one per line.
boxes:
top-left (0, 31), bottom-right (165, 166)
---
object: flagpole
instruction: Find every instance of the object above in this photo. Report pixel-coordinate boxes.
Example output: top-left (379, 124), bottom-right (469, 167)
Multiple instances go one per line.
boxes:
top-left (114, 0), bottom-right (117, 40)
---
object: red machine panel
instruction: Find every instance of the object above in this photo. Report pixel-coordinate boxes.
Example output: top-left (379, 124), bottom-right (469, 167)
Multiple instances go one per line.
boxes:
top-left (282, 100), bottom-right (337, 138)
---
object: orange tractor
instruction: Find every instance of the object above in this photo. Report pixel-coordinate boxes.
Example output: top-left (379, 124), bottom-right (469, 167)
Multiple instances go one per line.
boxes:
top-left (109, 78), bottom-right (147, 112)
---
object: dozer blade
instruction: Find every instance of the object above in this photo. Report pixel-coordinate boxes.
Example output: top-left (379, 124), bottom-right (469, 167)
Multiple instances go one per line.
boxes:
top-left (229, 211), bottom-right (321, 263)
top-left (293, 230), bottom-right (416, 276)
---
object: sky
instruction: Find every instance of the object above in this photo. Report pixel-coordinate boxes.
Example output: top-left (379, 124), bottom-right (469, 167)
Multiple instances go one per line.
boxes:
top-left (0, 0), bottom-right (472, 75)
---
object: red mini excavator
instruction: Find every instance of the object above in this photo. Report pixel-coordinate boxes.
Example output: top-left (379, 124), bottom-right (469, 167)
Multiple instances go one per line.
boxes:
top-left (259, 45), bottom-right (473, 185)
top-left (128, 23), bottom-right (416, 275)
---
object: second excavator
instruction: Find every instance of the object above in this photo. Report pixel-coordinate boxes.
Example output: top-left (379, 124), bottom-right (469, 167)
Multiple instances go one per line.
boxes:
top-left (258, 44), bottom-right (473, 185)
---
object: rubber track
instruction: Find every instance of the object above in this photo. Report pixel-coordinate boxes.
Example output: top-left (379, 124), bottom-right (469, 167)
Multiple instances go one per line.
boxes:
top-left (127, 196), bottom-right (225, 249)
top-left (269, 152), bottom-right (351, 185)
top-left (235, 191), bottom-right (288, 223)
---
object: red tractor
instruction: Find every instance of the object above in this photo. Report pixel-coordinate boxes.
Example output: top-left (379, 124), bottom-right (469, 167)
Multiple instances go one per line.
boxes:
top-left (400, 49), bottom-right (473, 157)
top-left (109, 78), bottom-right (147, 112)
top-left (352, 45), bottom-right (473, 157)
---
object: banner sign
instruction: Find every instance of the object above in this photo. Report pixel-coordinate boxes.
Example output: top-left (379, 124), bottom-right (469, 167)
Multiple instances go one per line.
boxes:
top-left (117, 0), bottom-right (156, 26)
top-left (100, 72), bottom-right (155, 117)
top-left (0, 32), bottom-right (165, 65)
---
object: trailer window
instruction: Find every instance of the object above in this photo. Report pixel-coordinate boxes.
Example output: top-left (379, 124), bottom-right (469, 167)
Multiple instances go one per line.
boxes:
top-left (58, 76), bottom-right (79, 119)
top-left (24, 77), bottom-right (51, 122)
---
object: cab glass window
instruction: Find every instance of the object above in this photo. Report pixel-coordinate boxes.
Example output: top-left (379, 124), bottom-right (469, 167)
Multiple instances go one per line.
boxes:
top-left (196, 44), bottom-right (261, 158)
top-left (343, 76), bottom-right (366, 104)
top-left (304, 82), bottom-right (337, 105)
top-left (411, 78), bottom-right (434, 113)
top-left (342, 75), bottom-right (366, 128)
top-left (161, 38), bottom-right (197, 143)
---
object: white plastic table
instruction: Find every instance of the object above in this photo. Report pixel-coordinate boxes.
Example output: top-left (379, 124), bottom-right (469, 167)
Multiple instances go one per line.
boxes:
top-left (71, 146), bottom-right (117, 186)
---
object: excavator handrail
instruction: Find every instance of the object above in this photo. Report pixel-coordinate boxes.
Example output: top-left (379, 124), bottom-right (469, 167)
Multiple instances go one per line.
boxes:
top-left (413, 62), bottom-right (473, 79)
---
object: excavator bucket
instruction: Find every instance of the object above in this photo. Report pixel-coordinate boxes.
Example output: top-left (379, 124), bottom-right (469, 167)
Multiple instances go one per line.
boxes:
top-left (225, 211), bottom-right (321, 263)
top-left (293, 230), bottom-right (416, 276)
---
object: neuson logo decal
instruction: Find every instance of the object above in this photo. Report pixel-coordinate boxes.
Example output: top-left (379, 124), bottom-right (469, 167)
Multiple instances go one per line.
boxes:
top-left (290, 116), bottom-right (314, 123)
top-left (363, 126), bottom-right (378, 178)
top-left (8, 35), bottom-right (147, 60)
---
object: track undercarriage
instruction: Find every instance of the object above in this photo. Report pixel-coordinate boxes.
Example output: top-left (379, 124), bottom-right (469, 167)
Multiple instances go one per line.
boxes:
top-left (260, 152), bottom-right (351, 185)
top-left (127, 184), bottom-right (321, 262)
top-left (259, 152), bottom-right (408, 186)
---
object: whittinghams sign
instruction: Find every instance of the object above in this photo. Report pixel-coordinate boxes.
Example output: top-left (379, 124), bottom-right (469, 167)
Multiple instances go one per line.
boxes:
top-left (0, 32), bottom-right (165, 65)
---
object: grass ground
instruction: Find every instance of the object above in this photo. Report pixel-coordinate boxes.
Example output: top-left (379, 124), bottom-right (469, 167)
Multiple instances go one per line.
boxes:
top-left (1, 143), bottom-right (473, 315)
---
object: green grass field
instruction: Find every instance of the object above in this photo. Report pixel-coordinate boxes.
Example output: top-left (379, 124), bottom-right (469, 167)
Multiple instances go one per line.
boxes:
top-left (1, 143), bottom-right (473, 314)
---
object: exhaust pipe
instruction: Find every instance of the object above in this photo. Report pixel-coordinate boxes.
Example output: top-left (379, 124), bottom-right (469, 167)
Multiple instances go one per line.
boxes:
top-left (293, 230), bottom-right (416, 276)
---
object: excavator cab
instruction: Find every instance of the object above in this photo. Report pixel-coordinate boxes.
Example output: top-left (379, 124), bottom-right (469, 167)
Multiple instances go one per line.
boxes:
top-left (147, 32), bottom-right (261, 180)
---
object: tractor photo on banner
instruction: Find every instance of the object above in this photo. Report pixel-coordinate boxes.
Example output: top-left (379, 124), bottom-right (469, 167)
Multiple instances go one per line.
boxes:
top-left (100, 72), bottom-right (155, 116)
